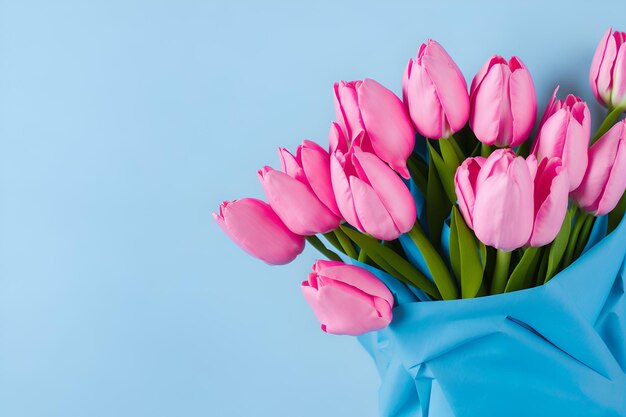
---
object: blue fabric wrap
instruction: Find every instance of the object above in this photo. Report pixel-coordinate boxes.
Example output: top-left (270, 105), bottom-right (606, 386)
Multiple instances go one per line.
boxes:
top-left (357, 216), bottom-right (626, 417)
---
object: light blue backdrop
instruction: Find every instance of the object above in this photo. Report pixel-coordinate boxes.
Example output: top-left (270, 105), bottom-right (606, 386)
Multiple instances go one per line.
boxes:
top-left (0, 1), bottom-right (622, 416)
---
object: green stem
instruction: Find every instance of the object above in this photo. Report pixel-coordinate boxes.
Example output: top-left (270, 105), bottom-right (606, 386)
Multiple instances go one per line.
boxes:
top-left (592, 106), bottom-right (624, 144)
top-left (407, 154), bottom-right (428, 195)
top-left (407, 223), bottom-right (459, 300)
top-left (333, 228), bottom-right (358, 259)
top-left (305, 236), bottom-right (342, 262)
top-left (490, 250), bottom-right (512, 295)
top-left (447, 133), bottom-right (466, 161)
top-left (562, 209), bottom-right (587, 267)
top-left (574, 214), bottom-right (595, 259)
top-left (516, 140), bottom-right (531, 157)
top-left (322, 232), bottom-right (345, 254)
top-left (357, 249), bottom-right (369, 263)
top-left (481, 143), bottom-right (492, 158)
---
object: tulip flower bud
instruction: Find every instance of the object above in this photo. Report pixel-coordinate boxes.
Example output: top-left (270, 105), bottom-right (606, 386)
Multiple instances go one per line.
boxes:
top-left (301, 260), bottom-right (394, 335)
top-left (402, 39), bottom-right (470, 139)
top-left (532, 87), bottom-right (591, 191)
top-left (330, 147), bottom-right (417, 241)
top-left (590, 28), bottom-right (626, 110)
top-left (333, 79), bottom-right (414, 179)
top-left (259, 140), bottom-right (341, 235)
top-left (455, 150), bottom-right (568, 251)
top-left (470, 55), bottom-right (537, 147)
top-left (572, 120), bottom-right (626, 215)
top-left (213, 198), bottom-right (305, 265)
top-left (458, 150), bottom-right (534, 250)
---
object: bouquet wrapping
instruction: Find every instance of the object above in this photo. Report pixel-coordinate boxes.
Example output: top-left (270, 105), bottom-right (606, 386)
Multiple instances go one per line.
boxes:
top-left (359, 216), bottom-right (626, 416)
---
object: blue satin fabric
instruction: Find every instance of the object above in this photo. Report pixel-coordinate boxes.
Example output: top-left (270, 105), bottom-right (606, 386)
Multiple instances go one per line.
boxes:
top-left (357, 215), bottom-right (626, 417)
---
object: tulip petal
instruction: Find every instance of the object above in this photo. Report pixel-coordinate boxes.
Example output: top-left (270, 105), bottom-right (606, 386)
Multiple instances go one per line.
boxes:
top-left (259, 168), bottom-right (340, 235)
top-left (330, 152), bottom-right (363, 230)
top-left (597, 32), bottom-right (618, 104)
top-left (530, 159), bottom-right (569, 247)
top-left (358, 79), bottom-right (414, 179)
top-left (300, 141), bottom-right (342, 217)
top-left (590, 28), bottom-right (612, 103)
top-left (508, 57), bottom-right (536, 146)
top-left (350, 176), bottom-right (400, 240)
top-left (334, 81), bottom-right (366, 143)
top-left (454, 157), bottom-right (484, 229)
top-left (352, 149), bottom-right (417, 234)
top-left (595, 134), bottom-right (626, 215)
top-left (572, 122), bottom-right (625, 213)
top-left (406, 63), bottom-right (445, 139)
top-left (470, 62), bottom-right (506, 145)
top-left (328, 122), bottom-right (348, 154)
top-left (314, 261), bottom-right (394, 306)
top-left (611, 41), bottom-right (626, 108)
top-left (279, 147), bottom-right (307, 184)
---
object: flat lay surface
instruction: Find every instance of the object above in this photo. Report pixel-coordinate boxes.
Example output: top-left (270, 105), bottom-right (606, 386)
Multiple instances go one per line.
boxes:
top-left (0, 1), bottom-right (624, 416)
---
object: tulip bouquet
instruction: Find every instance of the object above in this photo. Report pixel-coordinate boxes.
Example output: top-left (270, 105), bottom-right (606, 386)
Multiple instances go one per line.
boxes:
top-left (214, 29), bottom-right (626, 416)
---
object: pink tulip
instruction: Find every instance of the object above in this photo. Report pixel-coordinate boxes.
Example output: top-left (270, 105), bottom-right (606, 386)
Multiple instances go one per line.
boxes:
top-left (590, 28), bottom-right (626, 109)
top-left (531, 87), bottom-right (591, 191)
top-left (402, 39), bottom-right (470, 139)
top-left (213, 198), bottom-right (305, 265)
top-left (455, 149), bottom-right (568, 250)
top-left (330, 147), bottom-right (417, 240)
top-left (529, 157), bottom-right (569, 247)
top-left (572, 120), bottom-right (626, 215)
top-left (258, 140), bottom-right (341, 235)
top-left (333, 79), bottom-right (414, 179)
top-left (470, 55), bottom-right (537, 147)
top-left (301, 260), bottom-right (394, 335)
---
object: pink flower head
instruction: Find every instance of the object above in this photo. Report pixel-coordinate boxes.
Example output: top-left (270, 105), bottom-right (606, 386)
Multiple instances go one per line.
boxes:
top-left (403, 39), bottom-right (470, 139)
top-left (470, 55), bottom-right (537, 147)
top-left (301, 260), bottom-right (394, 335)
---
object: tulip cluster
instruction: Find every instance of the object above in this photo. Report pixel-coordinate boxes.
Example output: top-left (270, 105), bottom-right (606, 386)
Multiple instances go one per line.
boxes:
top-left (214, 29), bottom-right (626, 337)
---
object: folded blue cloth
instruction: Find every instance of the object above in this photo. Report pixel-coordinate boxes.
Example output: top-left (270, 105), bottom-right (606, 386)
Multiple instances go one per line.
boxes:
top-left (358, 216), bottom-right (626, 417)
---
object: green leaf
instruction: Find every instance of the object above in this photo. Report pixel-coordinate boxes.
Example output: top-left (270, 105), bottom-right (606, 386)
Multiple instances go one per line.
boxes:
top-left (592, 105), bottom-right (625, 144)
top-left (574, 215), bottom-right (595, 259)
top-left (305, 236), bottom-right (342, 262)
top-left (426, 157), bottom-right (452, 249)
top-left (441, 136), bottom-right (463, 168)
top-left (479, 242), bottom-right (488, 271)
top-left (333, 228), bottom-right (358, 259)
top-left (515, 140), bottom-right (531, 157)
top-left (407, 223), bottom-right (459, 300)
top-left (428, 142), bottom-right (457, 204)
top-left (537, 249), bottom-right (550, 286)
top-left (322, 232), bottom-right (344, 254)
top-left (562, 210), bottom-right (587, 268)
top-left (545, 208), bottom-right (573, 281)
top-left (407, 154), bottom-right (429, 195)
top-left (504, 247), bottom-right (541, 293)
top-left (339, 225), bottom-right (441, 299)
top-left (449, 210), bottom-right (461, 284)
top-left (448, 134), bottom-right (467, 161)
top-left (452, 207), bottom-right (484, 298)
top-left (608, 192), bottom-right (626, 234)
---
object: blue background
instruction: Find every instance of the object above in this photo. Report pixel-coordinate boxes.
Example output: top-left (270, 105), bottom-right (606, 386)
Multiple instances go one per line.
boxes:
top-left (0, 1), bottom-right (623, 416)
